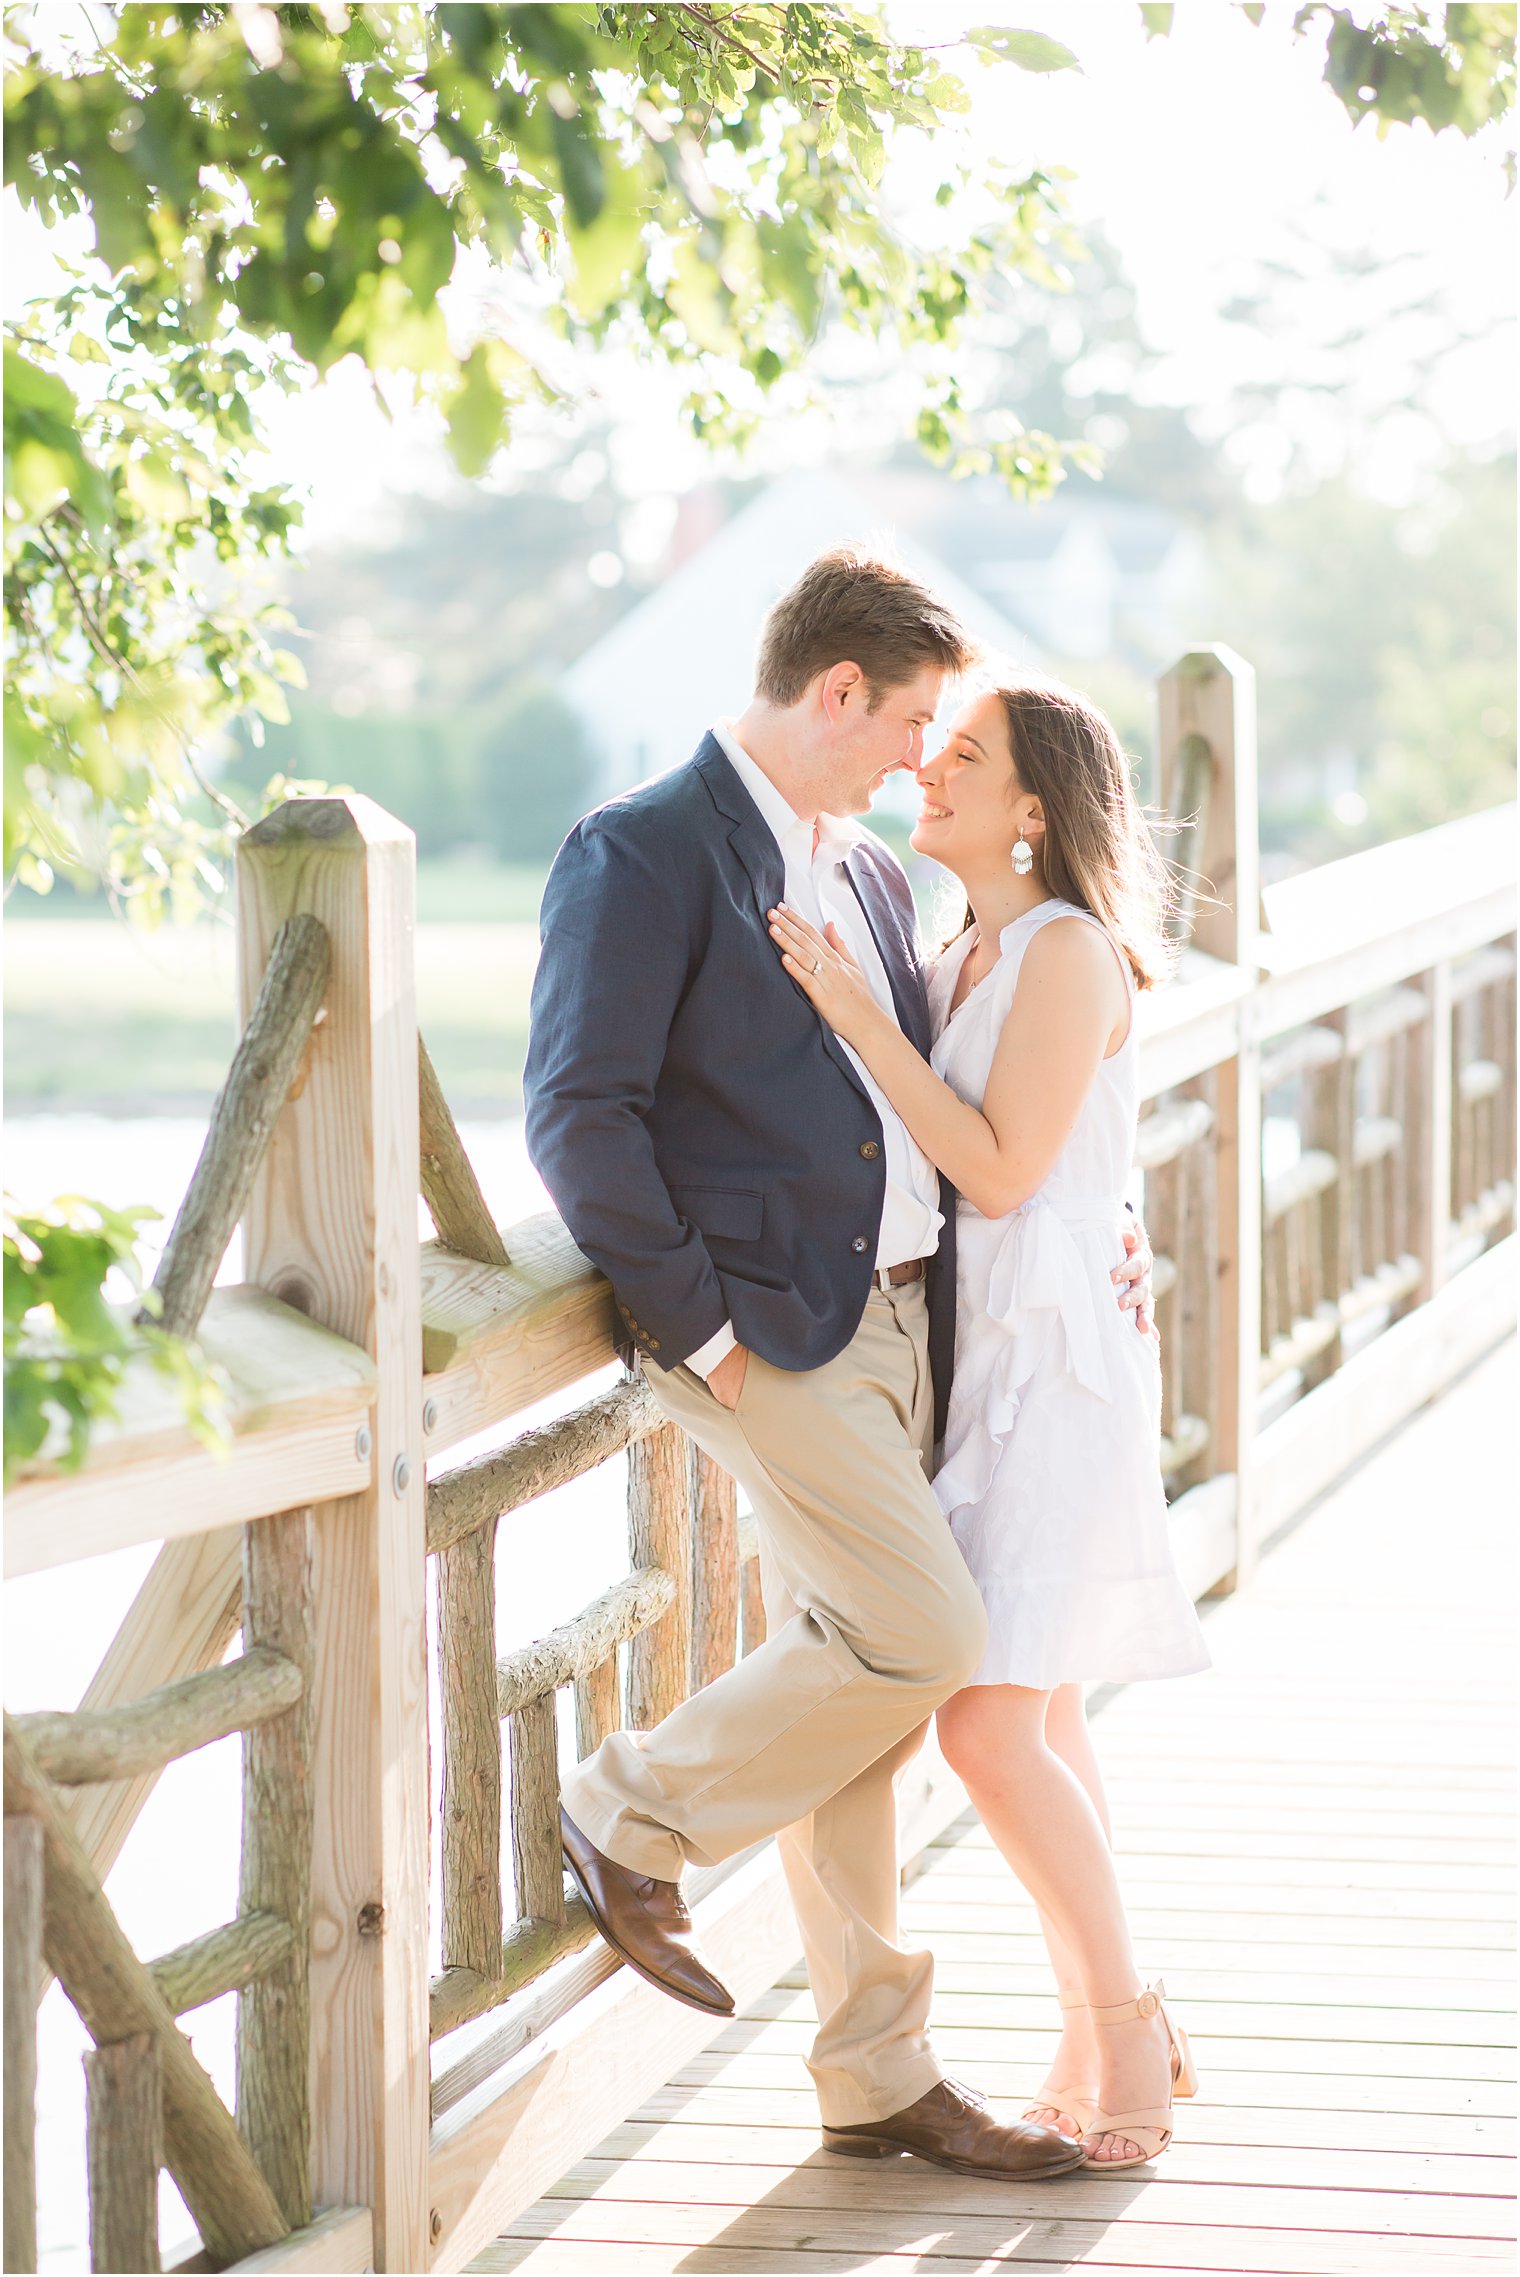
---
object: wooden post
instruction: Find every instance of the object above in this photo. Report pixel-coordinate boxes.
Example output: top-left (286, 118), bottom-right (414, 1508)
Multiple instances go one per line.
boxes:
top-left (1159, 650), bottom-right (1261, 1589)
top-left (1147, 1156), bottom-right (1183, 1444)
top-left (625, 1423), bottom-right (692, 1731)
top-left (1407, 964), bottom-right (1454, 1303)
top-left (573, 1659), bottom-right (620, 1761)
top-left (237, 798), bottom-right (429, 2272)
top-left (439, 1521), bottom-right (504, 1979)
top-left (740, 1553), bottom-right (767, 1659)
top-left (1179, 1093), bottom-right (1219, 1488)
top-left (688, 1448), bottom-right (739, 1693)
top-left (85, 2035), bottom-right (161, 2274)
top-left (4, 1814), bottom-right (42, 2275)
top-left (237, 1511), bottom-right (315, 2229)
top-left (507, 1696), bottom-right (565, 1928)
top-left (1309, 1017), bottom-right (1353, 1375)
top-left (1157, 646), bottom-right (1260, 968)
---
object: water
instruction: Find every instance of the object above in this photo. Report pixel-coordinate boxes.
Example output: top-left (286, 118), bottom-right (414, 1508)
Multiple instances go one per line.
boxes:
top-left (5, 1114), bottom-right (634, 2268)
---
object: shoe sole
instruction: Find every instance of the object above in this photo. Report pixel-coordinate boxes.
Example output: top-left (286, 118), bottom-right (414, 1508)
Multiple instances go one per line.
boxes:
top-left (562, 1843), bottom-right (736, 2020)
top-left (822, 2134), bottom-right (1087, 2181)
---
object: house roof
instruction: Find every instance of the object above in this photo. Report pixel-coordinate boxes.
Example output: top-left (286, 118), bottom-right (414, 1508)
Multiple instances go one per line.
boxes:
top-left (560, 468), bottom-right (1048, 745)
top-left (861, 467), bottom-right (1191, 580)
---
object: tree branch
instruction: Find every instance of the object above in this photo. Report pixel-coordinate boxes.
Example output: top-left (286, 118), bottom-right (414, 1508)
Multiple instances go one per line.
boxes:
top-left (34, 525), bottom-right (251, 833)
top-left (673, 3), bottom-right (771, 78)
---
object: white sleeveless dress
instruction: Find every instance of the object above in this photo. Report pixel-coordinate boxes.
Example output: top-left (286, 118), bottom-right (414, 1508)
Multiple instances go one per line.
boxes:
top-left (928, 899), bottom-right (1211, 1689)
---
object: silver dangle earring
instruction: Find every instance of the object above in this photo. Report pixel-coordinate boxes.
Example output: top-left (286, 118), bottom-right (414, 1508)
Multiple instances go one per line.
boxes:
top-left (1011, 828), bottom-right (1034, 877)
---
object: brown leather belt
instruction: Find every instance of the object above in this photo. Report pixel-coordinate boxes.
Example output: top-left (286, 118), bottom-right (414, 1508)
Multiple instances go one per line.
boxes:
top-left (873, 1256), bottom-right (927, 1291)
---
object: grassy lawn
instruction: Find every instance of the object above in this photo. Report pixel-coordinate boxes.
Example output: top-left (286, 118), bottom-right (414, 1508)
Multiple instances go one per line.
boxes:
top-left (5, 908), bottom-right (544, 1114)
top-left (6, 844), bottom-right (942, 1115)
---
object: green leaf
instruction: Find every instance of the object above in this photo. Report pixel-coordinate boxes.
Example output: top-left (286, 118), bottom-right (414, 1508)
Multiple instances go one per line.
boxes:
top-left (966, 26), bottom-right (1082, 73)
top-left (565, 157), bottom-right (648, 316)
top-left (549, 105), bottom-right (605, 231)
top-left (1139, 4), bottom-right (1176, 37)
top-left (444, 343), bottom-right (506, 479)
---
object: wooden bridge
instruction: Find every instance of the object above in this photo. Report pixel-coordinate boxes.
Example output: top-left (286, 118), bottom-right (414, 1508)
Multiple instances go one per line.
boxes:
top-left (3, 648), bottom-right (1515, 2274)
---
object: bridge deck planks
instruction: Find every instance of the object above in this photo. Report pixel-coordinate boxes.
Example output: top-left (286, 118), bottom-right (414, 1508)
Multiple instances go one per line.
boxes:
top-left (473, 1340), bottom-right (1516, 2276)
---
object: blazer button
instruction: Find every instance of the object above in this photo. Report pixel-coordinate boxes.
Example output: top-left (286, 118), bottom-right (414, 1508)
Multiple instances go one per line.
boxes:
top-left (859, 1140), bottom-right (881, 1160)
top-left (851, 1235), bottom-right (869, 1254)
top-left (648, 1337), bottom-right (661, 1351)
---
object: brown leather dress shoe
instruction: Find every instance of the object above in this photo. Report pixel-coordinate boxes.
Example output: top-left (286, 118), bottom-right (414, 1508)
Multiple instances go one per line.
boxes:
top-left (560, 1809), bottom-right (735, 2018)
top-left (823, 2077), bottom-right (1086, 2180)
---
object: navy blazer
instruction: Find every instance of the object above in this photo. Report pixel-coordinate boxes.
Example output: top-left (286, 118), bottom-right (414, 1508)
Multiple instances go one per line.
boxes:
top-left (524, 735), bottom-right (957, 1442)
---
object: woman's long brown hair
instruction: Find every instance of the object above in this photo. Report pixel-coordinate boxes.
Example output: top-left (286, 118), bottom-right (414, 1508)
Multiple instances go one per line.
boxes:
top-left (957, 680), bottom-right (1178, 992)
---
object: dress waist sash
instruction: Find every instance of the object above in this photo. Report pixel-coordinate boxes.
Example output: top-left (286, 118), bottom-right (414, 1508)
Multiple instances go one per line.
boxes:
top-left (981, 1192), bottom-right (1126, 1406)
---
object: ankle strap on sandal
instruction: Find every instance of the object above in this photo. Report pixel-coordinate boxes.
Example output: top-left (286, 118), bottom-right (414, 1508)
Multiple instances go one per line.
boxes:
top-left (1090, 1978), bottom-right (1166, 2026)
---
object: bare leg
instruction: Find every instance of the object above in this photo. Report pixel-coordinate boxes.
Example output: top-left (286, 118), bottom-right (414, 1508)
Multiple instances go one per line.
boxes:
top-left (937, 1681), bottom-right (1174, 2161)
top-left (1025, 1686), bottom-right (1109, 2130)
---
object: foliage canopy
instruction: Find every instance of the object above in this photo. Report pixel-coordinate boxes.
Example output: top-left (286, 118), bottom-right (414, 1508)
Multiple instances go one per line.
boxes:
top-left (5, 0), bottom-right (1088, 910)
top-left (5, 1), bottom-right (1511, 912)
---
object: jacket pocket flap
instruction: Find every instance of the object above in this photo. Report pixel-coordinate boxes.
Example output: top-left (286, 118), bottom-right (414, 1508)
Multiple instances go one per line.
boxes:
top-left (671, 1184), bottom-right (764, 1242)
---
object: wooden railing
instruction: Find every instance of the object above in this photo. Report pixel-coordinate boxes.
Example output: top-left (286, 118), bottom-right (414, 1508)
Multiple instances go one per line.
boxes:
top-left (3, 659), bottom-right (1514, 2273)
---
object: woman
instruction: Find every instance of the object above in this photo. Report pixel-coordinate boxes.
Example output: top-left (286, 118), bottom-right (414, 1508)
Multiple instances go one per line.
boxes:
top-left (768, 677), bottom-right (1210, 2170)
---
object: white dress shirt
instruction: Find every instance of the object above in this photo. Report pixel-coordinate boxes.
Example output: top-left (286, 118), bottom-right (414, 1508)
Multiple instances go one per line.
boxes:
top-left (684, 721), bottom-right (944, 1378)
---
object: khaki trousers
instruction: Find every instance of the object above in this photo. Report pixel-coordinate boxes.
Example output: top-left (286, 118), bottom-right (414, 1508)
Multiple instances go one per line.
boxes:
top-left (560, 1282), bottom-right (989, 2123)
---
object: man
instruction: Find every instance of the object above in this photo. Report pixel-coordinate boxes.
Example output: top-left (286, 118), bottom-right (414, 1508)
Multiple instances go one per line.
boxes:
top-left (525, 549), bottom-right (1150, 2181)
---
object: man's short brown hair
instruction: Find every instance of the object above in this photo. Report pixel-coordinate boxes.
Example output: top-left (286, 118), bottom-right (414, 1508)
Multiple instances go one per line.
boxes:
top-left (754, 546), bottom-right (979, 708)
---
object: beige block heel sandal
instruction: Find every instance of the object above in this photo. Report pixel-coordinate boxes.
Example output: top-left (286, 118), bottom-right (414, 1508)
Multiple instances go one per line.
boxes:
top-left (1081, 1979), bottom-right (1197, 2170)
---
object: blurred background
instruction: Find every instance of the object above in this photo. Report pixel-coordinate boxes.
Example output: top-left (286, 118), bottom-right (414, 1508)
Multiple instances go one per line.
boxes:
top-left (6, 0), bottom-right (1514, 1139)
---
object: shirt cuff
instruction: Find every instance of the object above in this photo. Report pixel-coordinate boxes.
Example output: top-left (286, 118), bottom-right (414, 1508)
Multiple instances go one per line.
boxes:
top-left (684, 1319), bottom-right (738, 1379)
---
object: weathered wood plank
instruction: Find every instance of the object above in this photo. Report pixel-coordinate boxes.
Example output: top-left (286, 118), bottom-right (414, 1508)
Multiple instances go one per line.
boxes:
top-left (420, 1221), bottom-right (620, 1452)
top-left (509, 1693), bottom-right (566, 1929)
top-left (148, 1912), bottom-right (295, 2018)
top-left (626, 1424), bottom-right (691, 1732)
top-left (499, 2199), bottom-right (1512, 2273)
top-left (237, 795), bottom-right (430, 2273)
top-left (14, 1646), bottom-right (302, 1786)
top-left (4, 1287), bottom-right (375, 1576)
top-left (573, 1656), bottom-right (620, 1763)
top-left (481, 2246), bottom-right (1500, 2277)
top-left (541, 2156), bottom-right (1517, 2238)
top-left (626, 2085), bottom-right (1514, 2157)
top-left (3, 1718), bottom-right (287, 2263)
top-left (496, 1569), bottom-right (676, 1719)
top-left (85, 2033), bottom-right (161, 2274)
top-left (220, 2204), bottom-right (373, 2273)
top-left (1252, 1235), bottom-right (1514, 1536)
top-left (237, 1509), bottom-right (315, 2228)
top-left (4, 1813), bottom-right (42, 2275)
top-left (742, 1982), bottom-right (1517, 2049)
top-left (430, 1904), bottom-right (603, 2043)
top-left (142, 913), bottom-right (331, 1341)
top-left (419, 1030), bottom-right (512, 1269)
top-left (669, 2043), bottom-right (1517, 2115)
top-left (574, 2120), bottom-right (1517, 2194)
top-left (441, 1517), bottom-right (505, 1980)
top-left (689, 1448), bottom-right (738, 1694)
top-left (703, 2009), bottom-right (1515, 2081)
top-left (428, 1376), bottom-right (662, 1557)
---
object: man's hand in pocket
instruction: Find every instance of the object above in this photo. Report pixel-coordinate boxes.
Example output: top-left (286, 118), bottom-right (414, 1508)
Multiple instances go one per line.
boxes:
top-left (706, 1343), bottom-right (749, 1412)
